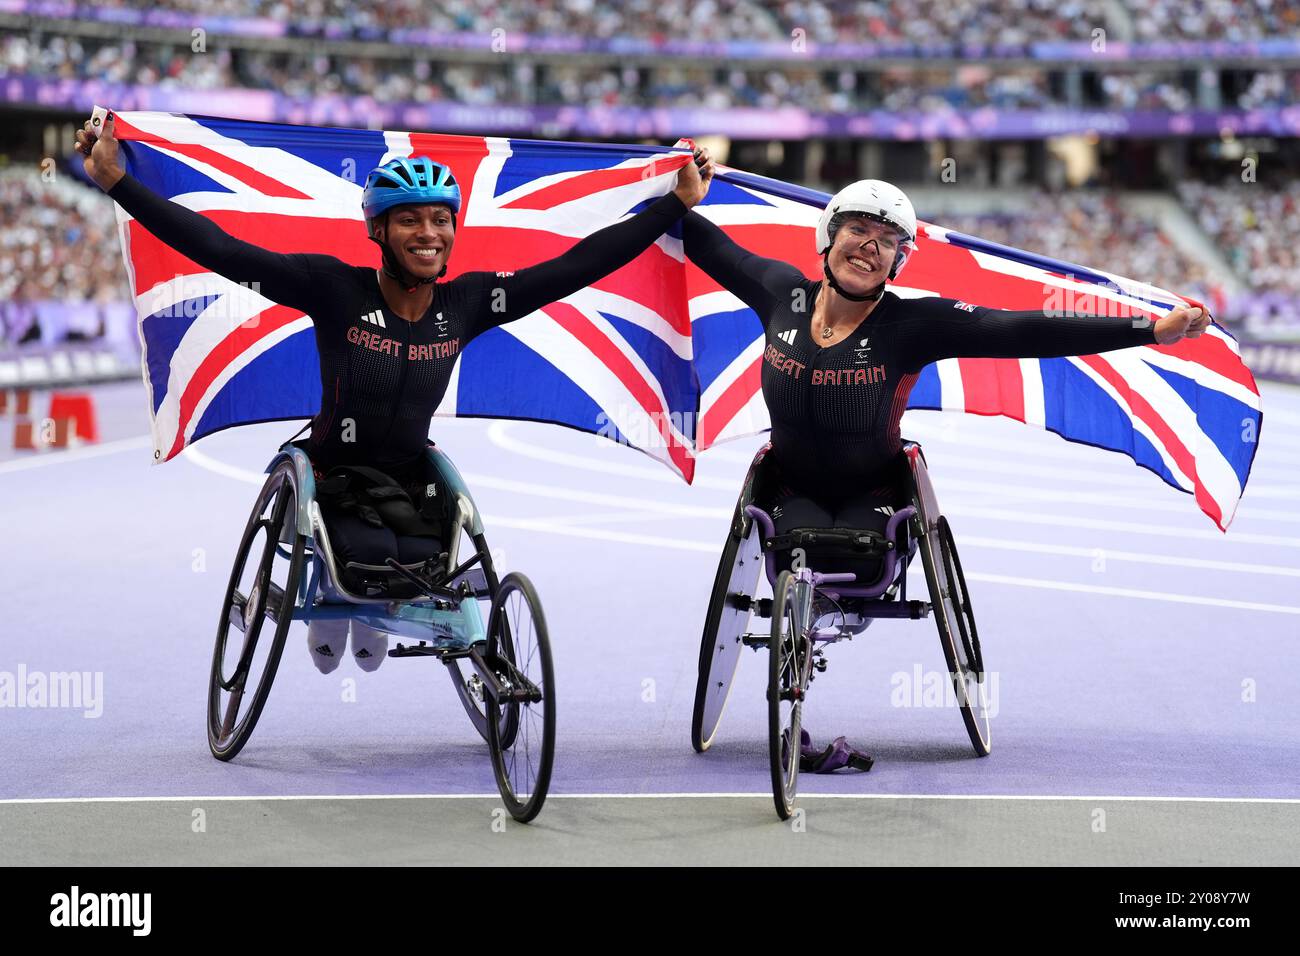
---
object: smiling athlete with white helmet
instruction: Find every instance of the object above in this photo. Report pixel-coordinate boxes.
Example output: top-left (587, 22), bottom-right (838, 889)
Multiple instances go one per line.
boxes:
top-left (683, 148), bottom-right (1210, 577)
top-left (77, 114), bottom-right (714, 672)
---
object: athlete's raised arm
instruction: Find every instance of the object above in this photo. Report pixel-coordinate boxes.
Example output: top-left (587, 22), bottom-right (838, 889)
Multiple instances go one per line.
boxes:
top-left (897, 295), bottom-right (1210, 372)
top-left (681, 212), bottom-right (809, 332)
top-left (459, 147), bottom-right (715, 338)
top-left (76, 111), bottom-right (341, 315)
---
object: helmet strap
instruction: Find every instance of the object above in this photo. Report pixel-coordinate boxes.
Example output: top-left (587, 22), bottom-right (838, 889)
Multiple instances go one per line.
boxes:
top-left (822, 253), bottom-right (885, 303)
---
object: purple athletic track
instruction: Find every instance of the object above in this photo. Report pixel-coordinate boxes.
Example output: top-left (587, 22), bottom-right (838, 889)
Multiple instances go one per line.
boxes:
top-left (1, 381), bottom-right (1297, 801)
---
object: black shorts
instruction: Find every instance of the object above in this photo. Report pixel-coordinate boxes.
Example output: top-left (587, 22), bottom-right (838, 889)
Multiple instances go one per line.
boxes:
top-left (310, 451), bottom-right (447, 593)
top-left (757, 454), bottom-right (907, 584)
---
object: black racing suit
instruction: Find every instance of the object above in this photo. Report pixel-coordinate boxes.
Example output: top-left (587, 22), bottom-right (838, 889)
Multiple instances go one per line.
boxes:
top-left (682, 210), bottom-right (1158, 578)
top-left (110, 173), bottom-right (688, 574)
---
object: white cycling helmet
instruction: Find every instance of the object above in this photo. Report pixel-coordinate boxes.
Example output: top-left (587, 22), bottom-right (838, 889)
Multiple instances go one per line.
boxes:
top-left (815, 179), bottom-right (918, 280)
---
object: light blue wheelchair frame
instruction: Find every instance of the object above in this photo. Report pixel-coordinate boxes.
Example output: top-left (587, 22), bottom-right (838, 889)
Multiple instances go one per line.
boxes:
top-left (206, 440), bottom-right (555, 822)
top-left (277, 442), bottom-right (490, 646)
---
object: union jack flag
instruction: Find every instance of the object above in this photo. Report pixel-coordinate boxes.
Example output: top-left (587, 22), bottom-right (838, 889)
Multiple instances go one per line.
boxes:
top-left (111, 111), bottom-right (697, 476)
top-left (689, 169), bottom-right (1263, 531)
top-left (111, 113), bottom-right (1260, 529)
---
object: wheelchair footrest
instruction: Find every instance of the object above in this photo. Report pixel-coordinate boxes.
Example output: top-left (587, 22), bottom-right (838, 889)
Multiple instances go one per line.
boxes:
top-left (389, 639), bottom-right (457, 659)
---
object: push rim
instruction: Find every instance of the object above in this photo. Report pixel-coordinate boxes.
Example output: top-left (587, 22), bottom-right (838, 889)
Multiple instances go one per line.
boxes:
top-left (208, 461), bottom-right (304, 760)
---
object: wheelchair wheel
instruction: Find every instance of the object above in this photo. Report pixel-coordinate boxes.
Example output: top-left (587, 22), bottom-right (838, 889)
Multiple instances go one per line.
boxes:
top-left (485, 572), bottom-right (555, 823)
top-left (918, 514), bottom-right (991, 756)
top-left (445, 534), bottom-right (518, 749)
top-left (208, 459), bottom-right (306, 761)
top-left (691, 518), bottom-right (764, 752)
top-left (768, 570), bottom-right (810, 821)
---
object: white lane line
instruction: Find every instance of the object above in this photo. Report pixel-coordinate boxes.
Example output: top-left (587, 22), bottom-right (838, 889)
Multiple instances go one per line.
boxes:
top-left (180, 445), bottom-right (1300, 585)
top-left (487, 420), bottom-right (740, 491)
top-left (960, 535), bottom-right (1300, 578)
top-left (483, 514), bottom-right (1300, 613)
top-left (964, 571), bottom-right (1300, 615)
top-left (181, 445), bottom-right (265, 483)
top-left (464, 472), bottom-right (725, 518)
top-left (940, 478), bottom-right (1197, 516)
top-left (2, 793), bottom-right (1297, 805)
top-left (1246, 485), bottom-right (1300, 499)
top-left (483, 514), bottom-right (719, 552)
top-left (490, 422), bottom-right (1297, 529)
top-left (0, 434), bottom-right (151, 474)
top-left (946, 505), bottom-right (1300, 547)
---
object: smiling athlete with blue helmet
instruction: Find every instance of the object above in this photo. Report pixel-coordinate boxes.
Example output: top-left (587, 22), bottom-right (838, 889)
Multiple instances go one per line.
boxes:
top-left (78, 114), bottom-right (715, 671)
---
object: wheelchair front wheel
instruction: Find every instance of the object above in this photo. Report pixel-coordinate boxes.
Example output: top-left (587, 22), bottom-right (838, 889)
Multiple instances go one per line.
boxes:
top-left (208, 459), bottom-right (306, 761)
top-left (485, 572), bottom-right (555, 823)
top-left (768, 570), bottom-right (810, 821)
top-left (919, 514), bottom-right (991, 756)
top-left (692, 518), bottom-right (764, 753)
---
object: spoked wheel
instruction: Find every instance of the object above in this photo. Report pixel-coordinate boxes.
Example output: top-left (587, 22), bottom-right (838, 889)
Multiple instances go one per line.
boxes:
top-left (768, 570), bottom-right (812, 821)
top-left (484, 572), bottom-right (555, 823)
top-left (691, 518), bottom-right (764, 752)
top-left (445, 536), bottom-right (518, 748)
top-left (918, 514), bottom-right (991, 756)
top-left (208, 459), bottom-right (306, 760)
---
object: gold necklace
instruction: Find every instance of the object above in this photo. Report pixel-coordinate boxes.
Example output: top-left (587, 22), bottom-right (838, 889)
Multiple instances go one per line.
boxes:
top-left (821, 326), bottom-right (834, 340)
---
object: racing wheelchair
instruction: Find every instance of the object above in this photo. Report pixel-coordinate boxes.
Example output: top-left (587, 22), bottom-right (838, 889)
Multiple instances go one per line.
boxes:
top-left (206, 440), bottom-right (556, 823)
top-left (691, 440), bottom-right (989, 820)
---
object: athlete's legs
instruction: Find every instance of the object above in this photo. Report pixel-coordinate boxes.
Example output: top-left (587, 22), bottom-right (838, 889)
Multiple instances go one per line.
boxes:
top-left (306, 618), bottom-right (348, 674)
top-left (767, 494), bottom-right (833, 575)
top-left (349, 621), bottom-right (389, 673)
top-left (317, 505), bottom-right (401, 570)
top-left (765, 488), bottom-right (895, 582)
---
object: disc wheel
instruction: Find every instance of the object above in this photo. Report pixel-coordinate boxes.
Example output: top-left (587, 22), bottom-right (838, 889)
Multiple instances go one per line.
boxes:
top-left (768, 570), bottom-right (811, 821)
top-left (208, 459), bottom-right (306, 760)
top-left (485, 572), bottom-right (555, 823)
top-left (918, 514), bottom-right (991, 756)
top-left (691, 518), bottom-right (764, 752)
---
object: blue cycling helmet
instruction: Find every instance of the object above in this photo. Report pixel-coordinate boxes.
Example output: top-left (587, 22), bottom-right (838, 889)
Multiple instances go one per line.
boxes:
top-left (363, 156), bottom-right (460, 289)
top-left (362, 156), bottom-right (461, 222)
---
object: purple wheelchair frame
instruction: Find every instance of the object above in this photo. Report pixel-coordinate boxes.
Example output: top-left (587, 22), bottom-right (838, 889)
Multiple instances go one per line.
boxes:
top-left (740, 442), bottom-right (933, 641)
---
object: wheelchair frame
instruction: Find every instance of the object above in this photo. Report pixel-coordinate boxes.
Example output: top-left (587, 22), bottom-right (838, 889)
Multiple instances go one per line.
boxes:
top-left (690, 440), bottom-right (990, 820)
top-left (206, 440), bottom-right (556, 823)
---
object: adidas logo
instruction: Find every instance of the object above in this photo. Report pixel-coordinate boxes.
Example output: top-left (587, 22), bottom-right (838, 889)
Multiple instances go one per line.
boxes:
top-left (360, 310), bottom-right (386, 328)
top-left (777, 328), bottom-right (797, 345)
top-left (313, 644), bottom-right (335, 657)
top-left (355, 648), bottom-right (373, 659)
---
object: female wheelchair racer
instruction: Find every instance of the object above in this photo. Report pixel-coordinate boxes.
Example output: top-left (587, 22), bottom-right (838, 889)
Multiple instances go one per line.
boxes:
top-left (78, 112), bottom-right (715, 821)
top-left (682, 157), bottom-right (1212, 819)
